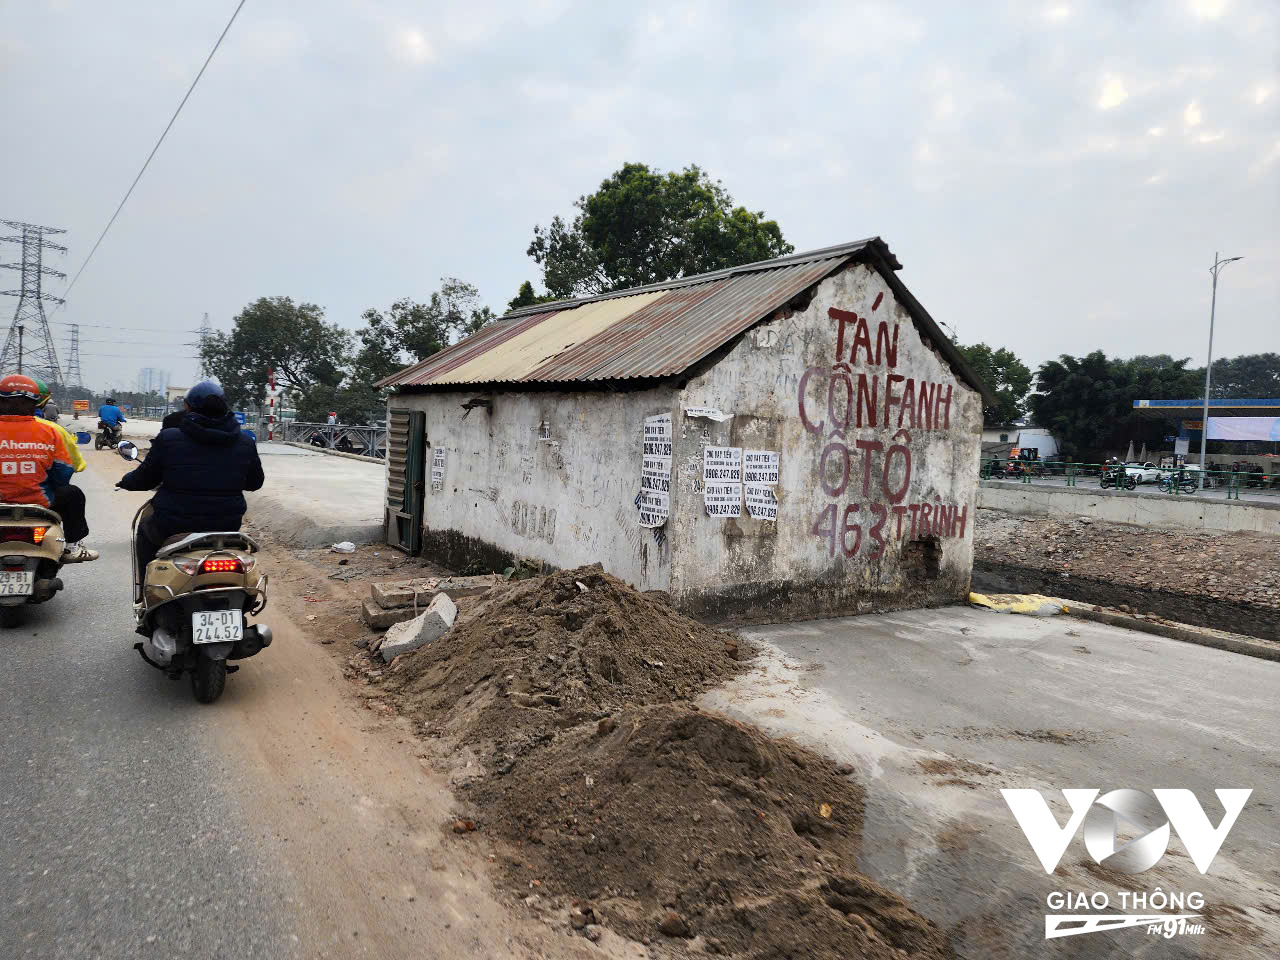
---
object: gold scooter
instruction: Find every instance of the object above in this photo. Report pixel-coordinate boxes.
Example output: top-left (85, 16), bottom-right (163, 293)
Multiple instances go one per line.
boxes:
top-left (0, 503), bottom-right (66, 627)
top-left (130, 486), bottom-right (272, 703)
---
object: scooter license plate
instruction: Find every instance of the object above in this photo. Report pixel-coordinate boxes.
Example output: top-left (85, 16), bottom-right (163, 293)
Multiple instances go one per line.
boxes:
top-left (192, 610), bottom-right (244, 644)
top-left (0, 571), bottom-right (33, 596)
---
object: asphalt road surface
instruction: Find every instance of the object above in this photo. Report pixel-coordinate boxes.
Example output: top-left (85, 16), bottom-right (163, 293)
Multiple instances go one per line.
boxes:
top-left (0, 452), bottom-right (571, 960)
top-left (0, 456), bottom-right (299, 959)
top-left (709, 608), bottom-right (1280, 959)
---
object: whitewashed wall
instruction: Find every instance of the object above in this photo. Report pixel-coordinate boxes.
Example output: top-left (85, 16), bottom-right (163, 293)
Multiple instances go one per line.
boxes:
top-left (391, 262), bottom-right (981, 622)
top-left (402, 384), bottom-right (678, 591)
top-left (667, 263), bottom-right (982, 620)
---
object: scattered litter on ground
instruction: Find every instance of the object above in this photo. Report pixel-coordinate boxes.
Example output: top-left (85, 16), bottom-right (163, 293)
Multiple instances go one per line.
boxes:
top-left (330, 541), bottom-right (356, 553)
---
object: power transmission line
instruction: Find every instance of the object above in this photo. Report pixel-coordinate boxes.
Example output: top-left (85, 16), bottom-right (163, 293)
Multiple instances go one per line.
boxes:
top-left (56, 0), bottom-right (249, 305)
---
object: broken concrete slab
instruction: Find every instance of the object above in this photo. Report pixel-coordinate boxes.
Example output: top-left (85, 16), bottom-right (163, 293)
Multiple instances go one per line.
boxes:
top-left (360, 599), bottom-right (424, 631)
top-left (379, 593), bottom-right (458, 663)
top-left (369, 574), bottom-right (500, 610)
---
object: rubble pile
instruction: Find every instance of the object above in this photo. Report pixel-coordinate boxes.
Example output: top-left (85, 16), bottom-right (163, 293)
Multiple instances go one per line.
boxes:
top-left (470, 704), bottom-right (949, 960)
top-left (975, 509), bottom-right (1280, 638)
top-left (378, 565), bottom-right (746, 745)
top-left (352, 564), bottom-right (948, 958)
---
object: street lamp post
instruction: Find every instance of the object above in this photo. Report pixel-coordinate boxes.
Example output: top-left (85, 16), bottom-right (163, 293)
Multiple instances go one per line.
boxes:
top-left (1198, 252), bottom-right (1243, 488)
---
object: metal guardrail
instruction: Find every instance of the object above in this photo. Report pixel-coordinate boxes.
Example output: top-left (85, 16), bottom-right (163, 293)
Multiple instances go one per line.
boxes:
top-left (980, 459), bottom-right (1280, 501)
top-left (280, 421), bottom-right (387, 459)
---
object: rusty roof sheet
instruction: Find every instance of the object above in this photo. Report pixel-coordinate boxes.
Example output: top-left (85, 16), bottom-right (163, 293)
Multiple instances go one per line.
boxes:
top-left (377, 236), bottom-right (991, 402)
top-left (431, 290), bottom-right (667, 385)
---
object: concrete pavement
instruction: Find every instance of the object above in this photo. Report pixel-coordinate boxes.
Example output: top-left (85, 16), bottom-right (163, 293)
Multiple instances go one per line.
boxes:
top-left (706, 608), bottom-right (1280, 959)
top-left (246, 442), bottom-right (385, 547)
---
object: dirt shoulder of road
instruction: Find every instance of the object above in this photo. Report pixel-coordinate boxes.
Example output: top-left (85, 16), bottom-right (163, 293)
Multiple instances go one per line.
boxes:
top-left (283, 539), bottom-right (952, 959)
top-left (973, 508), bottom-right (1280, 641)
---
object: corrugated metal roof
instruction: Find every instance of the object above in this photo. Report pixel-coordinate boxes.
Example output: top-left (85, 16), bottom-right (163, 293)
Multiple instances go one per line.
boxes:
top-left (376, 236), bottom-right (993, 403)
top-left (432, 290), bottom-right (666, 385)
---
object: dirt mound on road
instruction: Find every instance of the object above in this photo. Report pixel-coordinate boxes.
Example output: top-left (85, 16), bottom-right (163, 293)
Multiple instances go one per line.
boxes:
top-left (469, 704), bottom-right (949, 960)
top-left (381, 565), bottom-right (746, 746)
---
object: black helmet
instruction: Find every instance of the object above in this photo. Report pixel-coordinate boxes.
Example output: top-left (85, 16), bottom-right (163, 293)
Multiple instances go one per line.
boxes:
top-left (105, 397), bottom-right (116, 404)
top-left (186, 380), bottom-right (227, 416)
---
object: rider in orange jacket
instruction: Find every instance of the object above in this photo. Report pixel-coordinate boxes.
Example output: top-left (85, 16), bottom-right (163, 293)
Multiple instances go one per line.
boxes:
top-left (0, 374), bottom-right (98, 562)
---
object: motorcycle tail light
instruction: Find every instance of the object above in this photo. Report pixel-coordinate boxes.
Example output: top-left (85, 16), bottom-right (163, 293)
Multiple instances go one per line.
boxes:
top-left (0, 527), bottom-right (42, 544)
top-left (199, 558), bottom-right (244, 574)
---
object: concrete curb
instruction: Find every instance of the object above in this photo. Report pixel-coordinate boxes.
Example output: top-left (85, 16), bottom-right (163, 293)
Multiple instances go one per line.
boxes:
top-left (1063, 605), bottom-right (1280, 663)
top-left (276, 440), bottom-right (384, 464)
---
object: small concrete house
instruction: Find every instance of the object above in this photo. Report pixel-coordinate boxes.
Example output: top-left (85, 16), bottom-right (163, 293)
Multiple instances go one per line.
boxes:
top-left (378, 239), bottom-right (993, 622)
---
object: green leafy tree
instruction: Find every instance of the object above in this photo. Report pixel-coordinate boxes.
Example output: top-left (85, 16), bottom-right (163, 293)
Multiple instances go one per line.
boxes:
top-left (199, 297), bottom-right (350, 411)
top-left (1201, 353), bottom-right (1280, 398)
top-left (528, 162), bottom-right (793, 299)
top-left (347, 279), bottom-right (496, 418)
top-left (1030, 352), bottom-right (1201, 460)
top-left (954, 342), bottom-right (1032, 425)
top-left (507, 280), bottom-right (557, 313)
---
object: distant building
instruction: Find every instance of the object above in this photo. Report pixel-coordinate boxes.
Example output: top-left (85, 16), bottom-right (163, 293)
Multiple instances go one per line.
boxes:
top-left (137, 367), bottom-right (170, 396)
top-left (378, 239), bottom-right (994, 623)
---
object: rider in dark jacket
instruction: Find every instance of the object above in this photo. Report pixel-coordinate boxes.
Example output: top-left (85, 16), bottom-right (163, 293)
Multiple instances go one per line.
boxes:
top-left (118, 381), bottom-right (263, 577)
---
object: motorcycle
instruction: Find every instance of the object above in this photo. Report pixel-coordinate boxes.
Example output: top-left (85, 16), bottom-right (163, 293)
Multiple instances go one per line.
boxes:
top-left (1100, 465), bottom-right (1137, 491)
top-left (0, 502), bottom-right (66, 627)
top-left (128, 442), bottom-right (272, 703)
top-left (95, 419), bottom-right (122, 450)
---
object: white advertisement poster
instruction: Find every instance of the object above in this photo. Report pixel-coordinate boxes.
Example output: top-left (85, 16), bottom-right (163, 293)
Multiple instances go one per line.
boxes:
top-left (641, 455), bottom-right (672, 494)
top-left (703, 446), bottom-right (743, 483)
top-left (638, 414), bottom-right (673, 526)
top-left (683, 406), bottom-right (732, 422)
top-left (744, 484), bottom-right (778, 521)
top-left (743, 449), bottom-right (779, 485)
top-left (637, 490), bottom-right (669, 527)
top-left (1206, 417), bottom-right (1280, 442)
top-left (704, 482), bottom-right (742, 518)
top-left (643, 414), bottom-right (673, 458)
top-left (430, 447), bottom-right (446, 491)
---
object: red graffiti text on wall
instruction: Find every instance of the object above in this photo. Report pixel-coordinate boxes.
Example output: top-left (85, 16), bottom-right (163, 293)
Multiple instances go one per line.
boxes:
top-left (797, 295), bottom-right (970, 560)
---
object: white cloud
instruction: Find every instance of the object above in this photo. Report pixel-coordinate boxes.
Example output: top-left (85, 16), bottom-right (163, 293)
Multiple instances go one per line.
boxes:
top-left (1045, 4), bottom-right (1071, 21)
top-left (1197, 131), bottom-right (1225, 143)
top-left (391, 27), bottom-right (435, 65)
top-left (1145, 172), bottom-right (1166, 185)
top-left (1098, 75), bottom-right (1128, 110)
top-left (1183, 100), bottom-right (1203, 126)
top-left (1188, 0), bottom-right (1228, 19)
top-left (1148, 126), bottom-right (1165, 137)
top-left (1256, 85), bottom-right (1273, 106)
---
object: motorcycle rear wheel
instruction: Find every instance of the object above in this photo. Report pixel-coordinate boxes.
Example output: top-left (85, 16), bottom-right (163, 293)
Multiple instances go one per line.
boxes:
top-left (191, 657), bottom-right (226, 704)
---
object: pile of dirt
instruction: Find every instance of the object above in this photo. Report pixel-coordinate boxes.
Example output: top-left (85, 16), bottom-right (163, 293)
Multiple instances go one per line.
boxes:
top-left (379, 564), bottom-right (747, 748)
top-left (356, 565), bottom-right (949, 957)
top-left (466, 705), bottom-right (949, 960)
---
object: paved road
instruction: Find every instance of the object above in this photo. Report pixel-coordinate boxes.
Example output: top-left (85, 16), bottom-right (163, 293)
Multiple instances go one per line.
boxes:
top-left (0, 457), bottom-right (298, 958)
top-left (985, 473), bottom-right (1280, 506)
top-left (706, 608), bottom-right (1280, 959)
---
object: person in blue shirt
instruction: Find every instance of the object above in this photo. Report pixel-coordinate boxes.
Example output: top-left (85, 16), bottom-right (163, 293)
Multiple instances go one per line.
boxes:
top-left (98, 397), bottom-right (126, 444)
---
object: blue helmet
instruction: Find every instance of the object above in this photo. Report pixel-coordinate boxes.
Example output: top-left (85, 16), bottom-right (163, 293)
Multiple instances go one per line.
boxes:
top-left (185, 380), bottom-right (227, 416)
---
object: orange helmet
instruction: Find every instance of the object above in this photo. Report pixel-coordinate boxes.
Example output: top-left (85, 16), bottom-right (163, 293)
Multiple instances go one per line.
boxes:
top-left (0, 374), bottom-right (40, 400)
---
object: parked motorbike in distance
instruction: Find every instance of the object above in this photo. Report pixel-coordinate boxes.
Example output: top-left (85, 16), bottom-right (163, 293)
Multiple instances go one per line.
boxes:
top-left (94, 419), bottom-right (122, 450)
top-left (0, 503), bottom-right (65, 627)
top-left (131, 493), bottom-right (272, 703)
top-left (1099, 465), bottom-right (1137, 491)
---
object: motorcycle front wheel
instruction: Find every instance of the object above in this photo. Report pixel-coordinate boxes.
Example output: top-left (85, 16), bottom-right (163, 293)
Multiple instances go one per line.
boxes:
top-left (191, 657), bottom-right (226, 704)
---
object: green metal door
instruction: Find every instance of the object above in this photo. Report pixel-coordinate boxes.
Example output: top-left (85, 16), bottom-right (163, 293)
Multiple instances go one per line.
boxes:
top-left (385, 409), bottom-right (425, 553)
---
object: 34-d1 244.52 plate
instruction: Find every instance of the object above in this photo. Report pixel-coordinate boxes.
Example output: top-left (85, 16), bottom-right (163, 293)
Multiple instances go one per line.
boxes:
top-left (192, 609), bottom-right (244, 644)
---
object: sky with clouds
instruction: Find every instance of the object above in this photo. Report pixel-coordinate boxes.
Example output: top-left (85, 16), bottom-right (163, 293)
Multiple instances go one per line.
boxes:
top-left (1, 0), bottom-right (1276, 392)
